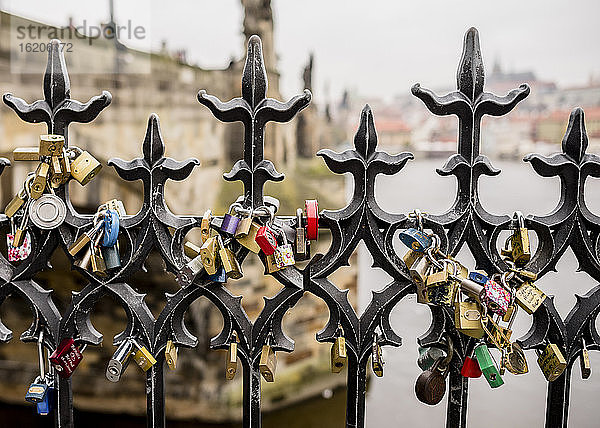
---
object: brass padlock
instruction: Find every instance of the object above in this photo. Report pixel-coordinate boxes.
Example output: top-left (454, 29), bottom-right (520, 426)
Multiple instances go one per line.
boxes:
top-left (454, 295), bottom-right (484, 338)
top-left (184, 241), bottom-right (201, 258)
top-left (5, 188), bottom-right (27, 218)
top-left (13, 147), bottom-right (40, 161)
top-left (70, 149), bottom-right (102, 185)
top-left (331, 336), bottom-right (347, 373)
top-left (14, 227), bottom-right (27, 248)
top-left (199, 236), bottom-right (219, 275)
top-left (410, 256), bottom-right (430, 287)
top-left (132, 341), bottom-right (157, 372)
top-left (74, 246), bottom-right (93, 270)
top-left (30, 163), bottom-right (50, 200)
top-left (90, 241), bottom-right (108, 278)
top-left (503, 342), bottom-right (528, 375)
top-left (502, 304), bottom-right (516, 323)
top-left (235, 214), bottom-right (253, 238)
top-left (580, 339), bottom-right (591, 380)
top-left (200, 210), bottom-right (212, 244)
top-left (537, 343), bottom-right (567, 382)
top-left (226, 341), bottom-right (238, 380)
top-left (219, 242), bottom-right (243, 279)
top-left (165, 340), bottom-right (177, 370)
top-left (510, 212), bottom-right (530, 265)
top-left (237, 221), bottom-right (262, 253)
top-left (515, 282), bottom-right (546, 314)
top-left (482, 316), bottom-right (512, 350)
top-left (259, 345), bottom-right (276, 382)
top-left (372, 341), bottom-right (384, 377)
top-left (402, 249), bottom-right (422, 270)
top-left (39, 134), bottom-right (64, 156)
top-left (265, 254), bottom-right (283, 274)
top-left (50, 154), bottom-right (70, 188)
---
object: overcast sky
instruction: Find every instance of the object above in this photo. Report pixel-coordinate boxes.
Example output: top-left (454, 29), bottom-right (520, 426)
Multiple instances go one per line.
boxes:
top-left (2, 0), bottom-right (599, 103)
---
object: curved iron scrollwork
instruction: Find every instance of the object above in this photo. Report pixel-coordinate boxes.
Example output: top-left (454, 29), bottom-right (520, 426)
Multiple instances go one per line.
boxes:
top-left (0, 25), bottom-right (598, 428)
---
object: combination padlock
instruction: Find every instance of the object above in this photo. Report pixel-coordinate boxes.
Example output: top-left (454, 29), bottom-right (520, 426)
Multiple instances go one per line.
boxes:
top-left (415, 338), bottom-right (453, 405)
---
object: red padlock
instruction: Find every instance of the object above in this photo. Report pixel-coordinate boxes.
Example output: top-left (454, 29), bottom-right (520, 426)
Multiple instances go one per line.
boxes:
top-left (305, 199), bottom-right (319, 241)
top-left (49, 338), bottom-right (83, 378)
top-left (255, 225), bottom-right (278, 255)
top-left (461, 356), bottom-right (482, 378)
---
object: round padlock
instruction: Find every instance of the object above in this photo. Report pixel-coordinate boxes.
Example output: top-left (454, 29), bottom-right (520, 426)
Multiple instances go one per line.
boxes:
top-left (305, 199), bottom-right (319, 240)
top-left (28, 194), bottom-right (67, 229)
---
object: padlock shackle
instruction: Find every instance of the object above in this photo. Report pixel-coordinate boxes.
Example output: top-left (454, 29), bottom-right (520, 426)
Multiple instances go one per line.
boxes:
top-left (513, 211), bottom-right (526, 229)
top-left (38, 329), bottom-right (46, 379)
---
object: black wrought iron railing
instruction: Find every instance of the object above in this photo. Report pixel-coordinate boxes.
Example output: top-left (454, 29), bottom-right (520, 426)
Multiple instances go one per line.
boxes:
top-left (0, 26), bottom-right (597, 428)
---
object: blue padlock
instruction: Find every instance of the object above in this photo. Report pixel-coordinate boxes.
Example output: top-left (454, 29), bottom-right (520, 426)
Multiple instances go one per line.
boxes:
top-left (25, 377), bottom-right (48, 403)
top-left (398, 228), bottom-right (432, 252)
top-left (468, 271), bottom-right (489, 285)
top-left (102, 209), bottom-right (120, 247)
top-left (207, 267), bottom-right (227, 283)
top-left (36, 386), bottom-right (55, 415)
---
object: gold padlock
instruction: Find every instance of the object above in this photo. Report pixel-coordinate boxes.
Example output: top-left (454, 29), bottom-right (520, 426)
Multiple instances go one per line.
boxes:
top-left (371, 341), bottom-right (384, 377)
top-left (454, 297), bottom-right (484, 338)
top-left (200, 210), bottom-right (212, 244)
top-left (74, 246), bottom-right (93, 270)
top-left (259, 345), bottom-right (276, 382)
top-left (165, 340), bottom-right (177, 370)
top-left (515, 282), bottom-right (546, 314)
top-left (410, 256), bottom-right (430, 286)
top-left (235, 215), bottom-right (253, 238)
top-left (331, 336), bottom-right (347, 373)
top-left (503, 342), bottom-right (528, 375)
top-left (482, 316), bottom-right (512, 350)
top-left (265, 254), bottom-right (283, 273)
top-left (402, 249), bottom-right (422, 270)
top-left (91, 247), bottom-right (108, 277)
top-left (226, 341), bottom-right (238, 380)
top-left (502, 304), bottom-right (516, 323)
top-left (537, 343), bottom-right (567, 382)
top-left (184, 241), bottom-right (201, 258)
top-left (39, 134), bottom-right (64, 156)
top-left (132, 342), bottom-right (157, 372)
top-left (70, 149), bottom-right (102, 185)
top-left (13, 227), bottom-right (27, 248)
top-left (30, 162), bottom-right (50, 200)
top-left (13, 147), bottom-right (40, 161)
top-left (219, 246), bottom-right (243, 279)
top-left (236, 221), bottom-right (262, 253)
top-left (5, 189), bottom-right (27, 218)
top-left (199, 236), bottom-right (219, 275)
top-left (580, 339), bottom-right (591, 380)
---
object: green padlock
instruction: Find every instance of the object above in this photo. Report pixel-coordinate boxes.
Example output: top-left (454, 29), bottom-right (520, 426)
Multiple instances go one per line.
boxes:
top-left (474, 342), bottom-right (504, 388)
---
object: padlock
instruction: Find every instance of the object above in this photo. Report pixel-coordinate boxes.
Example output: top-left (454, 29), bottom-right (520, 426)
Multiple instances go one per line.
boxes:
top-left (13, 197), bottom-right (32, 247)
top-left (515, 281), bottom-right (546, 314)
top-left (580, 339), bottom-right (591, 380)
top-left (273, 229), bottom-right (295, 269)
top-left (294, 208), bottom-right (307, 257)
top-left (426, 263), bottom-right (458, 307)
top-left (221, 204), bottom-right (241, 235)
top-left (234, 208), bottom-right (253, 238)
top-left (7, 228), bottom-right (32, 262)
top-left (372, 340), bottom-right (384, 377)
top-left (474, 342), bottom-right (504, 388)
top-left (265, 254), bottom-right (283, 274)
top-left (106, 340), bottom-right (134, 382)
top-left (200, 209), bottom-right (212, 244)
top-left (481, 277), bottom-right (511, 316)
top-left (50, 151), bottom-right (71, 188)
top-left (457, 276), bottom-right (484, 300)
top-left (30, 162), bottom-right (50, 200)
top-left (165, 340), bottom-right (177, 370)
top-left (178, 257), bottom-right (203, 286)
top-left (132, 340), bottom-right (157, 372)
top-left (537, 343), bottom-right (567, 382)
top-left (90, 235), bottom-right (108, 278)
top-left (502, 304), bottom-right (516, 323)
top-left (510, 211), bottom-right (531, 265)
top-left (218, 237), bottom-right (243, 279)
top-left (454, 295), bottom-right (484, 339)
top-left (199, 236), bottom-right (220, 275)
top-left (237, 221), bottom-right (262, 253)
top-left (102, 209), bottom-right (120, 247)
top-left (264, 196), bottom-right (281, 216)
top-left (39, 134), bottom-right (64, 156)
top-left (259, 345), bottom-right (277, 382)
top-left (5, 188), bottom-right (27, 218)
top-left (184, 241), bottom-right (201, 258)
top-left (331, 336), bottom-right (347, 373)
top-left (70, 148), bottom-right (102, 185)
top-left (74, 245), bottom-right (93, 270)
top-left (510, 267), bottom-right (538, 281)
top-left (69, 219), bottom-right (104, 256)
top-left (482, 316), bottom-right (512, 350)
top-left (226, 340), bottom-right (238, 380)
top-left (207, 267), bottom-right (227, 283)
top-left (468, 270), bottom-right (489, 285)
top-left (399, 228), bottom-right (433, 252)
top-left (402, 249), bottom-right (423, 270)
top-left (417, 346), bottom-right (446, 371)
top-left (49, 338), bottom-right (83, 378)
top-left (29, 194), bottom-right (67, 230)
top-left (26, 378), bottom-right (48, 403)
top-left (36, 385), bottom-right (55, 415)
top-left (13, 146), bottom-right (40, 161)
top-left (305, 199), bottom-right (319, 240)
top-left (503, 342), bottom-right (528, 375)
top-left (101, 245), bottom-right (122, 271)
top-left (410, 256), bottom-right (431, 303)
top-left (256, 225), bottom-right (278, 255)
top-left (461, 356), bottom-right (482, 378)
top-left (415, 338), bottom-right (453, 405)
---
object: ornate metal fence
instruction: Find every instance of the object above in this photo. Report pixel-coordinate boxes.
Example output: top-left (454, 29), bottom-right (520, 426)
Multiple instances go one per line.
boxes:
top-left (0, 26), bottom-right (597, 428)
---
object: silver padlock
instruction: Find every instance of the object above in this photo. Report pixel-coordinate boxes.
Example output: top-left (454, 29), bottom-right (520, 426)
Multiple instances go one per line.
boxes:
top-left (29, 194), bottom-right (66, 229)
top-left (106, 340), bottom-right (133, 382)
top-left (101, 245), bottom-right (121, 271)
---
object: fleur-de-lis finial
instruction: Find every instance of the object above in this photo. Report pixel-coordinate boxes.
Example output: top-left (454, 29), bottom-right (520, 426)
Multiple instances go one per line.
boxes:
top-left (198, 35), bottom-right (311, 208)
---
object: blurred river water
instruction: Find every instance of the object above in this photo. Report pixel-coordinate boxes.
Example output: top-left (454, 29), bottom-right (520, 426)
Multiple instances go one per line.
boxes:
top-left (358, 159), bottom-right (600, 428)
